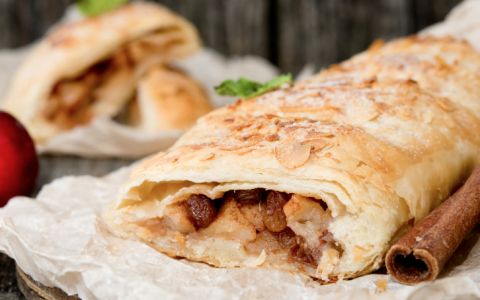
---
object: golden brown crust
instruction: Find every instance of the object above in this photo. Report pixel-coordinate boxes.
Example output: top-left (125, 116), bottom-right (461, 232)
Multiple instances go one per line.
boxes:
top-left (131, 66), bottom-right (212, 132)
top-left (319, 36), bottom-right (480, 116)
top-left (107, 36), bottom-right (480, 280)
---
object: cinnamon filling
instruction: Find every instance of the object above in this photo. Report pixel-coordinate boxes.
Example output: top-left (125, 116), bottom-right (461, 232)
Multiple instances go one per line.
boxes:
top-left (44, 27), bottom-right (184, 129)
top-left (46, 49), bottom-right (133, 128)
top-left (181, 189), bottom-right (339, 268)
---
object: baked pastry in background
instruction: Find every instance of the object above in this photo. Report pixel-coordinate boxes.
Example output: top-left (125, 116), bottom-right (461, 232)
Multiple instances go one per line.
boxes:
top-left (129, 66), bottom-right (211, 132)
top-left (2, 2), bottom-right (211, 144)
top-left (105, 36), bottom-right (480, 281)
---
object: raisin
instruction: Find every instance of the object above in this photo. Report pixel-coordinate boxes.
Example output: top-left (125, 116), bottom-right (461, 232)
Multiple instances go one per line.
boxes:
top-left (262, 191), bottom-right (290, 232)
top-left (317, 198), bottom-right (328, 211)
top-left (289, 236), bottom-right (317, 266)
top-left (234, 189), bottom-right (264, 206)
top-left (290, 245), bottom-right (317, 266)
top-left (272, 227), bottom-right (297, 248)
top-left (184, 194), bottom-right (217, 229)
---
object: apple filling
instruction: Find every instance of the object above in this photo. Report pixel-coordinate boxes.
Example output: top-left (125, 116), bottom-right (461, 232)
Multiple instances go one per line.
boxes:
top-left (45, 49), bottom-right (135, 129)
top-left (158, 189), bottom-right (342, 275)
top-left (43, 27), bottom-right (186, 129)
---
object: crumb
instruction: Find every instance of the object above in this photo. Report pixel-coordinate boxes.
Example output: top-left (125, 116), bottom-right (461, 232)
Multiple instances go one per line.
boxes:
top-left (375, 278), bottom-right (388, 293)
top-left (415, 236), bottom-right (423, 242)
top-left (174, 232), bottom-right (186, 247)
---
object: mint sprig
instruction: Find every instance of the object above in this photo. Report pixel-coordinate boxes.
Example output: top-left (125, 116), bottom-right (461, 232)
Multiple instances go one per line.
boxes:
top-left (215, 74), bottom-right (293, 99)
top-left (77, 0), bottom-right (128, 17)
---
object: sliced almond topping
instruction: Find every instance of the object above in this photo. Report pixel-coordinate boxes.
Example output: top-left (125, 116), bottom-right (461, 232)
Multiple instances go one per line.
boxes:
top-left (265, 133), bottom-right (280, 142)
top-left (303, 139), bottom-right (328, 153)
top-left (422, 110), bottom-right (434, 123)
top-left (236, 147), bottom-right (256, 155)
top-left (434, 55), bottom-right (450, 70)
top-left (368, 39), bottom-right (385, 52)
top-left (275, 141), bottom-right (311, 169)
top-left (306, 130), bottom-right (335, 139)
top-left (436, 98), bottom-right (455, 112)
top-left (354, 106), bottom-right (380, 123)
top-left (368, 110), bottom-right (380, 121)
top-left (201, 153), bottom-right (215, 161)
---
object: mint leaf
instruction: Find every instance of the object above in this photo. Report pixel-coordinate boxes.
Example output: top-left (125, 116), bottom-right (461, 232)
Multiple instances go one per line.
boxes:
top-left (77, 0), bottom-right (128, 16)
top-left (250, 74), bottom-right (292, 97)
top-left (214, 78), bottom-right (262, 98)
top-left (215, 74), bottom-right (293, 99)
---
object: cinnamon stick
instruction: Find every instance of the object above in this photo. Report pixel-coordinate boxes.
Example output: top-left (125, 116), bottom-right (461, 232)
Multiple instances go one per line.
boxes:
top-left (385, 166), bottom-right (480, 285)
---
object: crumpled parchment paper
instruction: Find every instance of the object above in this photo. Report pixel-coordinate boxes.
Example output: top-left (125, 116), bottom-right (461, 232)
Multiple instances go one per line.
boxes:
top-left (1, 1), bottom-right (480, 299)
top-left (1, 166), bottom-right (479, 300)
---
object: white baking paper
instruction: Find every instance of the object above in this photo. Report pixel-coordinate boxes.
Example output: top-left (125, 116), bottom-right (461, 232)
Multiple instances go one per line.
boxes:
top-left (0, 166), bottom-right (479, 300)
top-left (421, 0), bottom-right (480, 50)
top-left (2, 1), bottom-right (480, 299)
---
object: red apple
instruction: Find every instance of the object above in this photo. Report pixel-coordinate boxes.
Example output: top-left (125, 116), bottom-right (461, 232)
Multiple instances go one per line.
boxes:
top-left (0, 111), bottom-right (39, 207)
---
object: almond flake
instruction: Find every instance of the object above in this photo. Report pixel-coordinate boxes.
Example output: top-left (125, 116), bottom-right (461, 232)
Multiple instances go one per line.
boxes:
top-left (437, 98), bottom-right (455, 112)
top-left (303, 139), bottom-right (328, 152)
top-left (265, 133), bottom-right (280, 142)
top-left (422, 110), bottom-right (434, 123)
top-left (355, 106), bottom-right (380, 123)
top-left (368, 110), bottom-right (380, 121)
top-left (306, 130), bottom-right (335, 139)
top-left (201, 153), bottom-right (215, 161)
top-left (275, 141), bottom-right (311, 169)
top-left (368, 39), bottom-right (385, 51)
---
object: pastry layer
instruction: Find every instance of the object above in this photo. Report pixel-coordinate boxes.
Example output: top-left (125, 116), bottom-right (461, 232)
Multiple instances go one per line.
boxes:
top-left (105, 36), bottom-right (480, 280)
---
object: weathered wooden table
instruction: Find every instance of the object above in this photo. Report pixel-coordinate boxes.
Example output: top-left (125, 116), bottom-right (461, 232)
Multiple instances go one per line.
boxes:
top-left (0, 0), bottom-right (461, 73)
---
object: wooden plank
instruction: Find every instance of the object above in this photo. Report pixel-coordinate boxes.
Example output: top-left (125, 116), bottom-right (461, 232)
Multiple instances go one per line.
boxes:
top-left (154, 0), bottom-right (271, 58)
top-left (0, 0), bottom-right (271, 63)
top-left (0, 0), bottom-right (73, 48)
top-left (276, 0), bottom-right (413, 74)
top-left (16, 268), bottom-right (77, 300)
top-left (0, 0), bottom-right (464, 72)
top-left (36, 155), bottom-right (133, 193)
top-left (0, 253), bottom-right (22, 300)
top-left (410, 0), bottom-right (462, 31)
top-left (275, 0), bottom-right (462, 73)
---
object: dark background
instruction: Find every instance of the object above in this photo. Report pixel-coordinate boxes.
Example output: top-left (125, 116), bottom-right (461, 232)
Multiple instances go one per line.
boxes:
top-left (0, 0), bottom-right (464, 299)
top-left (0, 0), bottom-right (462, 73)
